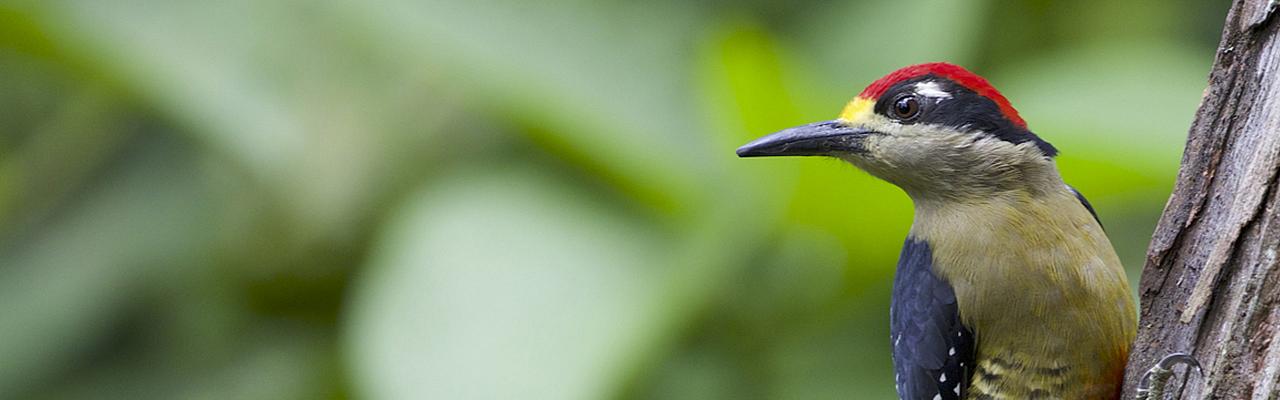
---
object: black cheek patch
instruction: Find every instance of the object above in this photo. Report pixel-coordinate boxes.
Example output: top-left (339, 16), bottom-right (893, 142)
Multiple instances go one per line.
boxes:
top-left (875, 76), bottom-right (1058, 157)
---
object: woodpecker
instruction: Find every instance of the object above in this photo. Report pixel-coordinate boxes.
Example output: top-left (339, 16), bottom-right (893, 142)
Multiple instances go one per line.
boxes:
top-left (737, 63), bottom-right (1136, 399)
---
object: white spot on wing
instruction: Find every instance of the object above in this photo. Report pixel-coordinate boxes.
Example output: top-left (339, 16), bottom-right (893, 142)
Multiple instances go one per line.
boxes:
top-left (933, 394), bottom-right (942, 400)
top-left (915, 81), bottom-right (951, 99)
top-left (954, 386), bottom-right (961, 395)
top-left (949, 347), bottom-right (955, 356)
top-left (940, 373), bottom-right (947, 382)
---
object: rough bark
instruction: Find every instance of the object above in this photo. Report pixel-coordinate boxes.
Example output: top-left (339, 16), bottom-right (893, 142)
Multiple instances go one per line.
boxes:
top-left (1121, 1), bottom-right (1280, 399)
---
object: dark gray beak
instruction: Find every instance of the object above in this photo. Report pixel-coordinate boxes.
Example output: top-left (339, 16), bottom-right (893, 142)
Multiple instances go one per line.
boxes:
top-left (736, 120), bottom-right (874, 157)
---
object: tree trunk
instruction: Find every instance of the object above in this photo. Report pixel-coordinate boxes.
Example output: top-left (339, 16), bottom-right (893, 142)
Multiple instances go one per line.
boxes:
top-left (1121, 0), bottom-right (1280, 398)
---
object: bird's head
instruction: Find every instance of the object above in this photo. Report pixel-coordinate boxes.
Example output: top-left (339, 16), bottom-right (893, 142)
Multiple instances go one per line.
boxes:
top-left (737, 63), bottom-right (1060, 200)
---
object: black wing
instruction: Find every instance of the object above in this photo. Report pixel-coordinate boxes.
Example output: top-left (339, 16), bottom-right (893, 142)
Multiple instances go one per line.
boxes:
top-left (891, 238), bottom-right (975, 400)
top-left (1068, 185), bottom-right (1102, 227)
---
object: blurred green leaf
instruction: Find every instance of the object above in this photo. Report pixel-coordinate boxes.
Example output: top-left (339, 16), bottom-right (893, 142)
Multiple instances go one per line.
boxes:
top-left (44, 328), bottom-right (336, 400)
top-left (0, 141), bottom-right (220, 398)
top-left (347, 167), bottom-right (672, 400)
top-left (23, 0), bottom-right (453, 239)
top-left (0, 88), bottom-right (132, 233)
top-left (338, 0), bottom-right (725, 215)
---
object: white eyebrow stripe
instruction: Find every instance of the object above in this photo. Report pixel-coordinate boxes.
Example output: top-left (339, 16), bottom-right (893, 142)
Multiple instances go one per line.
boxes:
top-left (914, 81), bottom-right (951, 99)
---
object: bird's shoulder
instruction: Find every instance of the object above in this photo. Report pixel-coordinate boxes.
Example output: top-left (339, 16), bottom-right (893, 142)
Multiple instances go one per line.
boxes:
top-left (1066, 184), bottom-right (1101, 226)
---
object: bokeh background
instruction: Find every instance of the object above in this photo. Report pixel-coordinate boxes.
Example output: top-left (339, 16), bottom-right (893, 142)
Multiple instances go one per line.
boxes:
top-left (0, 0), bottom-right (1230, 399)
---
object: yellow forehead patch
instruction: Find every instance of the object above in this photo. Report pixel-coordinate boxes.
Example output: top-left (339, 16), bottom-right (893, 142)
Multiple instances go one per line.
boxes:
top-left (838, 97), bottom-right (875, 123)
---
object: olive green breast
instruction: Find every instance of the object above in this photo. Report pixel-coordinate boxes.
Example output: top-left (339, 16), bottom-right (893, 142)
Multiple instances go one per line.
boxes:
top-left (911, 188), bottom-right (1136, 400)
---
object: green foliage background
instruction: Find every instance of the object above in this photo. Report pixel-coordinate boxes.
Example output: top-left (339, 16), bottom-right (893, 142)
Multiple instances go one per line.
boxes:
top-left (0, 1), bottom-right (1228, 399)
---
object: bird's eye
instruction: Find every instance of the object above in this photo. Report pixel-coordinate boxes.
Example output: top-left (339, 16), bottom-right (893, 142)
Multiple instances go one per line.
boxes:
top-left (892, 96), bottom-right (920, 120)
